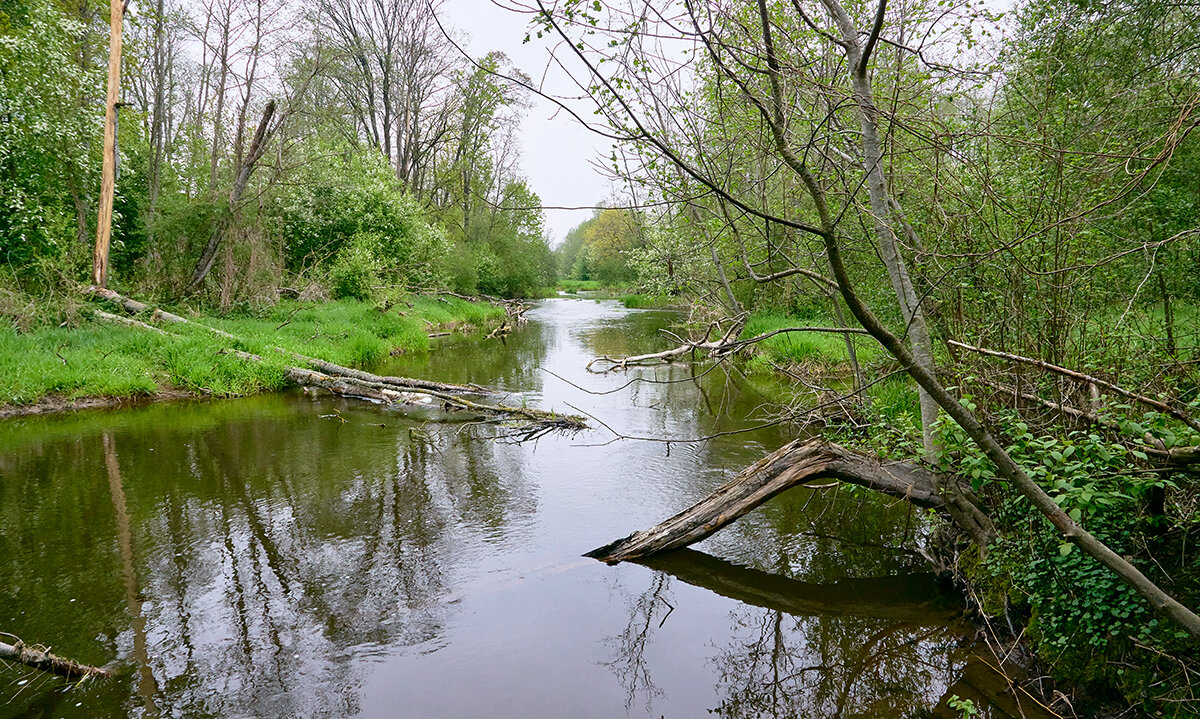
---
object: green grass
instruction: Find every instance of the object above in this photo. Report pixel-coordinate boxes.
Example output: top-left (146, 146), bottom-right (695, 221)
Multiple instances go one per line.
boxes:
top-left (0, 296), bottom-right (504, 408)
top-left (556, 279), bottom-right (604, 293)
top-left (741, 311), bottom-right (879, 370)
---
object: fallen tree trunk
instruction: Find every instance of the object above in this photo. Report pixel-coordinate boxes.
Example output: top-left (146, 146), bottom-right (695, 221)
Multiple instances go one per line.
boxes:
top-left (86, 286), bottom-right (495, 395)
top-left (587, 314), bottom-right (749, 372)
top-left (89, 304), bottom-right (584, 432)
top-left (0, 639), bottom-right (110, 680)
top-left (586, 438), bottom-right (942, 563)
top-left (586, 314), bottom-right (868, 372)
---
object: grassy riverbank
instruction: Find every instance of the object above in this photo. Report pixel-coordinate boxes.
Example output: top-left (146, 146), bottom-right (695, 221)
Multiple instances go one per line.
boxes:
top-left (0, 296), bottom-right (504, 413)
top-left (741, 311), bottom-right (879, 371)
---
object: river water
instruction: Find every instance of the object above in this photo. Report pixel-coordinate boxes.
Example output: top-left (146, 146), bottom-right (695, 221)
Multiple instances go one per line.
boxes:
top-left (1, 298), bottom-right (1032, 718)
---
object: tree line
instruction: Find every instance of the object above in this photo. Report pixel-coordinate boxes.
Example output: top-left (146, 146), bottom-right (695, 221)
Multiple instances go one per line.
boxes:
top-left (0, 0), bottom-right (554, 305)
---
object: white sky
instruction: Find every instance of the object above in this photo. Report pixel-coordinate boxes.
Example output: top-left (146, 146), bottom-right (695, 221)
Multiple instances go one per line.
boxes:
top-left (440, 0), bottom-right (615, 245)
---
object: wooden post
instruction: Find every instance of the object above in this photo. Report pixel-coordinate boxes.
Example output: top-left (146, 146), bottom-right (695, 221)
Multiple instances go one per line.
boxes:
top-left (93, 0), bottom-right (124, 287)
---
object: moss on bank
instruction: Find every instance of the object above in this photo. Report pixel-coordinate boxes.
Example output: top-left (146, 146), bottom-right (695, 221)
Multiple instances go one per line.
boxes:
top-left (0, 296), bottom-right (504, 410)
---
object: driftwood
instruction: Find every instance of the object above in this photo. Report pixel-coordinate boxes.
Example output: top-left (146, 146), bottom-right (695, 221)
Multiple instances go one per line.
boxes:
top-left (587, 315), bottom-right (748, 372)
top-left (87, 292), bottom-right (584, 432)
top-left (640, 548), bottom-right (962, 624)
top-left (586, 313), bottom-right (868, 373)
top-left (0, 639), bottom-right (110, 680)
top-left (587, 438), bottom-right (942, 563)
top-left (87, 286), bottom-right (480, 395)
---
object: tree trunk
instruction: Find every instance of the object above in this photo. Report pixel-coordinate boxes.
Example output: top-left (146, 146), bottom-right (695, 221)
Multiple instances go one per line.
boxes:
top-left (185, 100), bottom-right (276, 293)
top-left (92, 0), bottom-right (124, 287)
top-left (587, 438), bottom-right (943, 563)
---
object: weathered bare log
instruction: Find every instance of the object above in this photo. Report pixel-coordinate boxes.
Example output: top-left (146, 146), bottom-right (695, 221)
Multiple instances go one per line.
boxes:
top-left (586, 438), bottom-right (942, 563)
top-left (0, 639), bottom-right (110, 680)
top-left (87, 286), bottom-right (480, 394)
top-left (93, 310), bottom-right (169, 335)
top-left (587, 315), bottom-right (749, 372)
top-left (296, 355), bottom-right (478, 395)
top-left (88, 299), bottom-right (585, 430)
top-left (586, 314), bottom-right (867, 372)
top-left (640, 548), bottom-right (963, 624)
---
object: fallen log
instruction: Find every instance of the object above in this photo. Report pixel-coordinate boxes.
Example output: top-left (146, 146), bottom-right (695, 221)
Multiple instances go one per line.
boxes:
top-left (639, 548), bottom-right (963, 624)
top-left (586, 438), bottom-right (942, 563)
top-left (0, 639), bottom-right (110, 681)
top-left (89, 308), bottom-right (585, 431)
top-left (86, 285), bottom-right (480, 395)
top-left (586, 314), bottom-right (865, 372)
top-left (587, 314), bottom-right (748, 372)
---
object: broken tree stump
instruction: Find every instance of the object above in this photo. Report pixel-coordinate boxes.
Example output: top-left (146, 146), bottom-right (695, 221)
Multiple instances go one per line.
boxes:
top-left (586, 438), bottom-right (942, 564)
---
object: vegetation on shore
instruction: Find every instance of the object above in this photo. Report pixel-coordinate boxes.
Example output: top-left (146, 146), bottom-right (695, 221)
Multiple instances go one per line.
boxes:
top-left (0, 295), bottom-right (503, 411)
top-left (3, 0), bottom-right (1200, 711)
top-left (532, 0), bottom-right (1200, 711)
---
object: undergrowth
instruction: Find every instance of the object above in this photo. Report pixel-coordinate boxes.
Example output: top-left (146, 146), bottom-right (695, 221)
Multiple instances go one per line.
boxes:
top-left (882, 400), bottom-right (1200, 715)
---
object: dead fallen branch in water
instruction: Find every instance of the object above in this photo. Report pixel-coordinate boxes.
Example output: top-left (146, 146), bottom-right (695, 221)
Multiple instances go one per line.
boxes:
top-left (586, 438), bottom-right (943, 563)
top-left (0, 637), bottom-right (110, 681)
top-left (586, 313), bottom-right (868, 372)
top-left (587, 314), bottom-right (749, 372)
top-left (86, 289), bottom-right (584, 433)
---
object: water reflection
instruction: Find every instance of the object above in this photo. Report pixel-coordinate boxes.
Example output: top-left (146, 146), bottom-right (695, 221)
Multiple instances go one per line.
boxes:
top-left (1, 398), bottom-right (538, 718)
top-left (1, 299), bottom-right (1044, 718)
top-left (613, 550), bottom-right (1053, 719)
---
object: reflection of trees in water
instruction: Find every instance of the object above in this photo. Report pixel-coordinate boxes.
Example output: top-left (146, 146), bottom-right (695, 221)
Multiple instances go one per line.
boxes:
top-left (606, 550), bottom-right (967, 719)
top-left (387, 309), bottom-right (552, 392)
top-left (709, 482), bottom-right (933, 584)
top-left (603, 573), bottom-right (673, 712)
top-left (0, 405), bottom-right (538, 718)
top-left (711, 608), bottom-right (960, 719)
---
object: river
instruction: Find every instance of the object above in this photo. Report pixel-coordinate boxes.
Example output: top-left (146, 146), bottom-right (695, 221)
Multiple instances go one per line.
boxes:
top-left (0, 298), bottom-right (1035, 718)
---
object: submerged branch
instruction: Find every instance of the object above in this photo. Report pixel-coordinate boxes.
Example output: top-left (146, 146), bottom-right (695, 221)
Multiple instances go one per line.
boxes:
top-left (0, 638), bottom-right (110, 681)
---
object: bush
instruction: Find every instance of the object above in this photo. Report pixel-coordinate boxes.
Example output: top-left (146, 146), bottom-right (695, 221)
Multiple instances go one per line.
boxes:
top-left (327, 237), bottom-right (380, 301)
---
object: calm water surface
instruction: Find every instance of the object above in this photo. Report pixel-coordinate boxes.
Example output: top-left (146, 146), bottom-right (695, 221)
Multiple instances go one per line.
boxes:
top-left (1, 298), bottom-right (1031, 718)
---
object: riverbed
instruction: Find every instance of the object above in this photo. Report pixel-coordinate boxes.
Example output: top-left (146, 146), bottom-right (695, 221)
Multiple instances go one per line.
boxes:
top-left (1, 298), bottom-right (1025, 718)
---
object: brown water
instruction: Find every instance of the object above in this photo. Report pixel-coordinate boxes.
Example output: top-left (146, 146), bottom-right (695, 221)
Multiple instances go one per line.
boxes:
top-left (0, 298), bottom-right (1038, 718)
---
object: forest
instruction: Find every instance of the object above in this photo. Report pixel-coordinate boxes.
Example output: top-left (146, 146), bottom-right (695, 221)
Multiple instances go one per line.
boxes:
top-left (0, 0), bottom-right (554, 306)
top-left (2, 0), bottom-right (1200, 715)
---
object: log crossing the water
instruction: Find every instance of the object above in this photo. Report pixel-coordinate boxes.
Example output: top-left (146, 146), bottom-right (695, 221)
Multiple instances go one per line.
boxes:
top-left (586, 438), bottom-right (941, 563)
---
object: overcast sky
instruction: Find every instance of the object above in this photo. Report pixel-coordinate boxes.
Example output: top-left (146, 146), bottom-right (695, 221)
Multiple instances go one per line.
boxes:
top-left (440, 1), bottom-right (615, 245)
